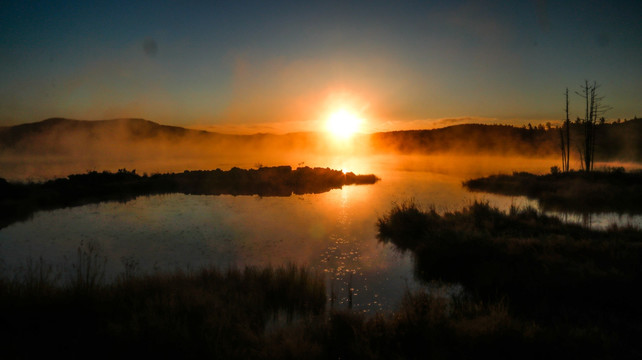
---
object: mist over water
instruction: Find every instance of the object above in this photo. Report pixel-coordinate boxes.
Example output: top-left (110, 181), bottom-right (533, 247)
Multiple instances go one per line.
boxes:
top-left (2, 152), bottom-right (639, 312)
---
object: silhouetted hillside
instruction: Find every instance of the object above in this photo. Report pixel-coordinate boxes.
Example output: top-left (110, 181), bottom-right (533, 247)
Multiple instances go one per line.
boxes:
top-left (1, 117), bottom-right (640, 161)
top-left (0, 118), bottom-right (331, 157)
top-left (371, 118), bottom-right (642, 161)
top-left (0, 118), bottom-right (220, 153)
top-left (372, 124), bottom-right (555, 156)
top-left (1, 117), bottom-right (207, 140)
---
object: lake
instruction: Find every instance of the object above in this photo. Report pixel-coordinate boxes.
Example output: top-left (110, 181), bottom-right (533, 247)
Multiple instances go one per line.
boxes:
top-left (1, 154), bottom-right (640, 312)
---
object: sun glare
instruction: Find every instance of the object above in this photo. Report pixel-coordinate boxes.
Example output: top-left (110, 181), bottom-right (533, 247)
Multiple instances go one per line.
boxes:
top-left (326, 109), bottom-right (362, 139)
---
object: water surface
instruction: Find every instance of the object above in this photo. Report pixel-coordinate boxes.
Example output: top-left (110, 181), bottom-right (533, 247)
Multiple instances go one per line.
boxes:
top-left (1, 154), bottom-right (640, 312)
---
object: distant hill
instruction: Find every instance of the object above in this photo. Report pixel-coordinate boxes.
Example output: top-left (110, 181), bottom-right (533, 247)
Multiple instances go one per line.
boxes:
top-left (0, 118), bottom-right (327, 156)
top-left (1, 117), bottom-right (640, 161)
top-left (0, 118), bottom-right (217, 151)
top-left (370, 119), bottom-right (642, 161)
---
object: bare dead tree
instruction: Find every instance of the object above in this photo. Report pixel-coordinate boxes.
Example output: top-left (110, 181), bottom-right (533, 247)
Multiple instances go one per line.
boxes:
top-left (559, 127), bottom-right (566, 172)
top-left (575, 81), bottom-right (611, 172)
top-left (564, 88), bottom-right (570, 172)
top-left (559, 88), bottom-right (571, 172)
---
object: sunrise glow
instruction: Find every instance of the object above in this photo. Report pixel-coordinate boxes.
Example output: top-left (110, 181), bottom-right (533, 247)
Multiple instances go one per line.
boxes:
top-left (326, 109), bottom-right (363, 139)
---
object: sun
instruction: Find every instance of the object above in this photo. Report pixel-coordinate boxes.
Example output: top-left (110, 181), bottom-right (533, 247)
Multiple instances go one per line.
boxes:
top-left (326, 109), bottom-right (362, 139)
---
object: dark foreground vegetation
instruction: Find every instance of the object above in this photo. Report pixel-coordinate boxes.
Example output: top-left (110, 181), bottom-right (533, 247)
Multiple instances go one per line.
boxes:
top-left (0, 166), bottom-right (379, 229)
top-left (0, 251), bottom-right (325, 359)
top-left (463, 168), bottom-right (642, 214)
top-left (377, 201), bottom-right (642, 359)
top-left (5, 240), bottom-right (635, 360)
top-left (3, 202), bottom-right (642, 358)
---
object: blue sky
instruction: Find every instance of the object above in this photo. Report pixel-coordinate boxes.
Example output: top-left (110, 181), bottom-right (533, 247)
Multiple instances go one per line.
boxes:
top-left (1, 1), bottom-right (640, 132)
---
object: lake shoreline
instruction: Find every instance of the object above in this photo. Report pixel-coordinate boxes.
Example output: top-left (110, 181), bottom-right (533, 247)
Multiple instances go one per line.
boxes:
top-left (0, 166), bottom-right (379, 229)
top-left (463, 169), bottom-right (642, 214)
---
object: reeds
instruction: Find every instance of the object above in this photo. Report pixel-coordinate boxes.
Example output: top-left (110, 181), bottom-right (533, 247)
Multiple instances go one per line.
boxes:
top-left (375, 200), bottom-right (642, 358)
top-left (463, 169), bottom-right (642, 214)
top-left (2, 240), bottom-right (633, 358)
top-left (0, 250), bottom-right (326, 359)
top-left (3, 200), bottom-right (641, 358)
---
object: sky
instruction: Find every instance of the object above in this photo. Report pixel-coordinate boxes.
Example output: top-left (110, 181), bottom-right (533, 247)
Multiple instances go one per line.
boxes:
top-left (1, 0), bottom-right (640, 133)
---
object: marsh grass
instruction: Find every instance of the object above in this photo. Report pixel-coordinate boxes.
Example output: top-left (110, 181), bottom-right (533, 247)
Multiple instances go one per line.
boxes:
top-left (261, 287), bottom-right (619, 360)
top-left (71, 240), bottom-right (107, 293)
top-left (0, 248), bottom-right (326, 359)
top-left (1, 249), bottom-right (627, 359)
top-left (463, 169), bottom-right (642, 214)
top-left (376, 201), bottom-right (642, 358)
top-left (4, 203), bottom-right (641, 358)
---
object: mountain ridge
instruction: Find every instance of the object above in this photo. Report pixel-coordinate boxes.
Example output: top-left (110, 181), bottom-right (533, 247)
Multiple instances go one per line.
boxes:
top-left (1, 117), bottom-right (640, 161)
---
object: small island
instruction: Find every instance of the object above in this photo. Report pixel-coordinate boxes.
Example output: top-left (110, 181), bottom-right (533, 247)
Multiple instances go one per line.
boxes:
top-left (0, 166), bottom-right (379, 229)
top-left (463, 168), bottom-right (642, 214)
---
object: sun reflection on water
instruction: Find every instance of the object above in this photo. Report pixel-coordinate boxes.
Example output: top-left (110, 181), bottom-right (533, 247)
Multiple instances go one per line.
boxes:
top-left (318, 185), bottom-right (389, 312)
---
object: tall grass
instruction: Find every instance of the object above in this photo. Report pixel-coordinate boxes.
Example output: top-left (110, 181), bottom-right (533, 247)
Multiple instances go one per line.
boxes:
top-left (2, 243), bottom-right (633, 358)
top-left (463, 169), bottom-right (642, 214)
top-left (376, 200), bottom-right (642, 358)
top-left (4, 203), bottom-right (642, 359)
top-left (71, 240), bottom-right (107, 292)
top-left (0, 248), bottom-right (326, 359)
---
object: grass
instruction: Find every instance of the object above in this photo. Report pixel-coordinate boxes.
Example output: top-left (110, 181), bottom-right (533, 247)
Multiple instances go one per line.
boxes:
top-left (4, 227), bottom-right (640, 359)
top-left (377, 200), bottom-right (642, 358)
top-left (1, 243), bottom-right (326, 359)
top-left (463, 168), bottom-right (642, 214)
top-left (3, 201), bottom-right (642, 358)
top-left (255, 286), bottom-right (625, 359)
